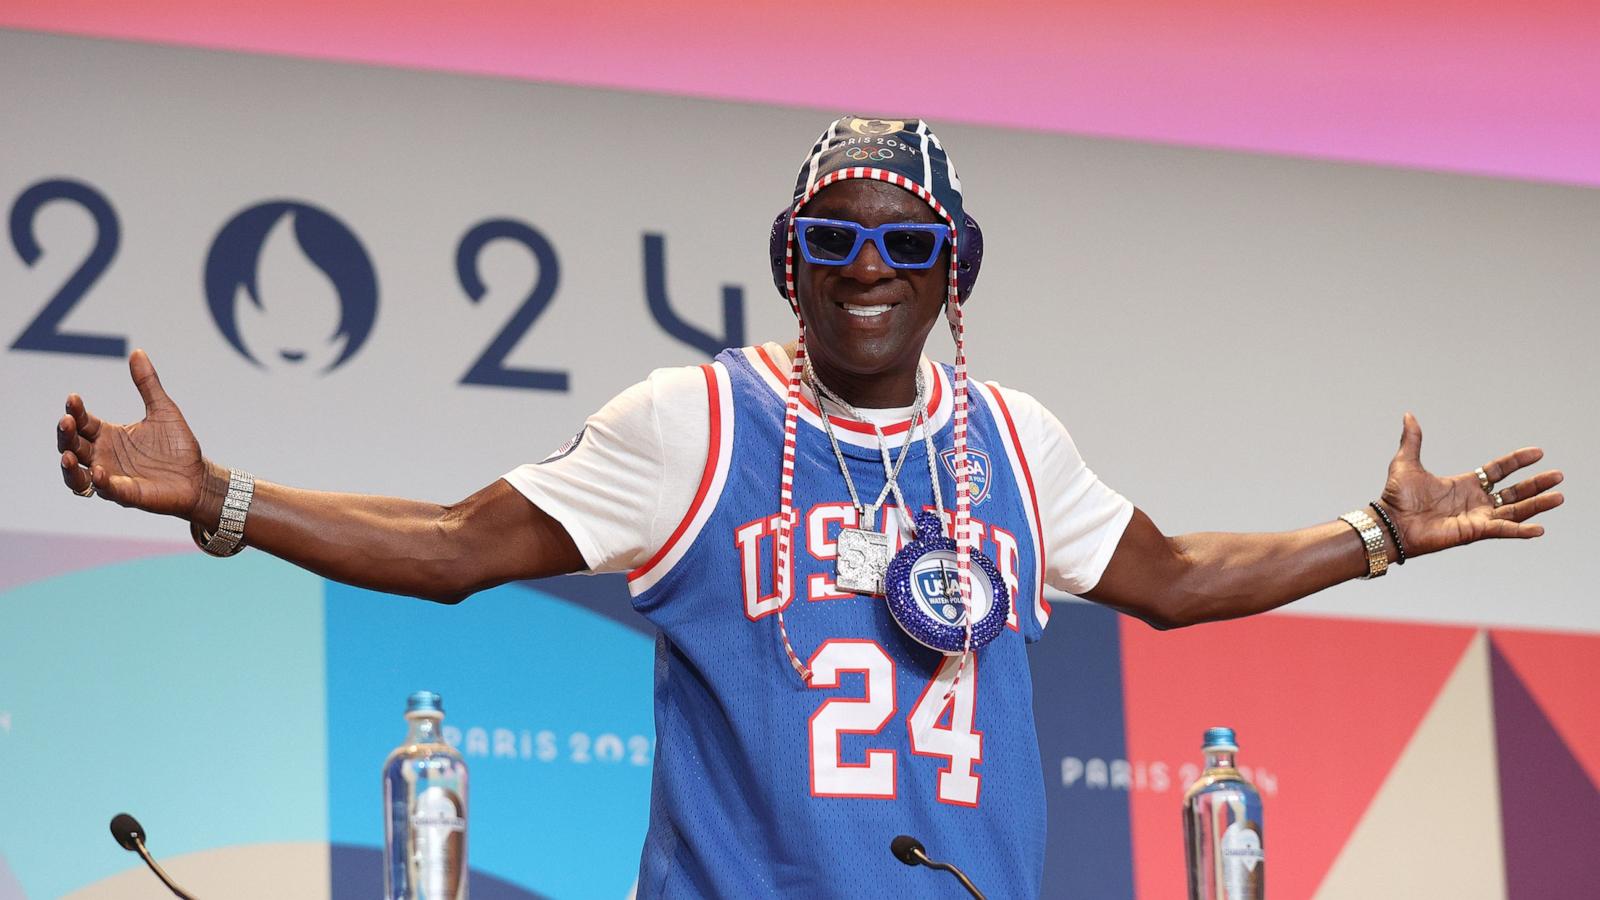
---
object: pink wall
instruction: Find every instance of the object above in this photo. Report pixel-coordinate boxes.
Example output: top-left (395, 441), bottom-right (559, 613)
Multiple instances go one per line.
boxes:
top-left (6, 0), bottom-right (1597, 186)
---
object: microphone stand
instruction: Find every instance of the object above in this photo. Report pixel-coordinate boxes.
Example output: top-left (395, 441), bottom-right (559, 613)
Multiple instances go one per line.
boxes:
top-left (910, 847), bottom-right (987, 900)
top-left (129, 835), bottom-right (199, 900)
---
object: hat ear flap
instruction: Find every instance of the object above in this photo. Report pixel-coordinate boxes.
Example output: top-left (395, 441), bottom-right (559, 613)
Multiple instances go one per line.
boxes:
top-left (955, 212), bottom-right (983, 302)
top-left (769, 207), bottom-right (791, 301)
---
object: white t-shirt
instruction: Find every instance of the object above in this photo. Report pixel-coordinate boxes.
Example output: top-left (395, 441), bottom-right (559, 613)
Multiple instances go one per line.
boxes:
top-left (503, 342), bottom-right (1132, 598)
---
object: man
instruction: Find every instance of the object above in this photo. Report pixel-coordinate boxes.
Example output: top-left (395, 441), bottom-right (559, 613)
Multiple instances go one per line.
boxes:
top-left (53, 117), bottom-right (1561, 897)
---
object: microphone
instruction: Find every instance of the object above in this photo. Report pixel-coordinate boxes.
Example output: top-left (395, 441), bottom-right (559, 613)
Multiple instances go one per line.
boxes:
top-left (890, 834), bottom-right (987, 899)
top-left (108, 813), bottom-right (200, 900)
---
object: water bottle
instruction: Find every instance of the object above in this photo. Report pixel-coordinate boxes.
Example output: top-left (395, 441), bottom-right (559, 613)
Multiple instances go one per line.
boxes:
top-left (1182, 726), bottom-right (1264, 899)
top-left (383, 691), bottom-right (468, 900)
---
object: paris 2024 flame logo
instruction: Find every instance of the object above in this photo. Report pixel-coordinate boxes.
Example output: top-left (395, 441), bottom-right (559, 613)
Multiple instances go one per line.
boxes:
top-left (204, 201), bottom-right (378, 373)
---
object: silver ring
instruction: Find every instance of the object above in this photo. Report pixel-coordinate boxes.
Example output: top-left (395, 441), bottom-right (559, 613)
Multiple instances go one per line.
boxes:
top-left (1475, 467), bottom-right (1494, 494)
top-left (74, 484), bottom-right (95, 498)
top-left (1492, 490), bottom-right (1505, 508)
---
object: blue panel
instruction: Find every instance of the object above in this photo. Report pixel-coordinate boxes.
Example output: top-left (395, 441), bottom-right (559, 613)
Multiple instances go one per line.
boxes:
top-left (517, 572), bottom-right (653, 637)
top-left (1028, 600), bottom-right (1135, 898)
top-left (325, 578), bottom-right (654, 900)
top-left (0, 552), bottom-right (327, 899)
top-left (331, 844), bottom-right (551, 900)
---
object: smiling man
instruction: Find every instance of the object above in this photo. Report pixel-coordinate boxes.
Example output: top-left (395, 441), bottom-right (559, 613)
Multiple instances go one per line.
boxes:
top-left (54, 116), bottom-right (1562, 898)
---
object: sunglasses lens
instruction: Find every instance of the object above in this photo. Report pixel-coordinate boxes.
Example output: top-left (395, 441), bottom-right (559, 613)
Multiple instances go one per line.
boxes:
top-left (883, 229), bottom-right (939, 266)
top-left (802, 224), bottom-right (857, 261)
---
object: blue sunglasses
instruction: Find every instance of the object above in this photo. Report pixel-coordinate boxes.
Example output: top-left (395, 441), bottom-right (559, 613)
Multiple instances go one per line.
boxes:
top-left (793, 217), bottom-right (952, 269)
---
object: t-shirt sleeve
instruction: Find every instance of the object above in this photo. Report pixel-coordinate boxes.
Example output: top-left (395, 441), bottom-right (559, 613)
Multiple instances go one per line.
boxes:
top-left (994, 385), bottom-right (1134, 596)
top-left (500, 365), bottom-right (711, 574)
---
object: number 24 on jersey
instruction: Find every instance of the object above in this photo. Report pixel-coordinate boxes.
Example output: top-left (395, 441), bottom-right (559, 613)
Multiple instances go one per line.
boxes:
top-left (807, 639), bottom-right (982, 806)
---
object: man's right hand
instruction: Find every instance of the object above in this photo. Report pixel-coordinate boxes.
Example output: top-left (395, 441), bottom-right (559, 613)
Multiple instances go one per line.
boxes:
top-left (54, 348), bottom-right (585, 602)
top-left (57, 349), bottom-right (210, 520)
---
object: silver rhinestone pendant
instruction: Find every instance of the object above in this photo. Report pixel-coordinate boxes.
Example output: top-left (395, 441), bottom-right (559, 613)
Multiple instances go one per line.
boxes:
top-left (835, 527), bottom-right (891, 596)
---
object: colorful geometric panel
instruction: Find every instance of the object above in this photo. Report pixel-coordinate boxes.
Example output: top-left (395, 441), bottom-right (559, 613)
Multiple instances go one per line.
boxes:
top-left (324, 578), bottom-right (655, 899)
top-left (4, 538), bottom-right (1597, 899)
top-left (0, 528), bottom-right (186, 593)
top-left (0, 550), bottom-right (327, 900)
top-left (1029, 600), bottom-right (1134, 898)
top-left (1120, 613), bottom-right (1475, 900)
top-left (1490, 636), bottom-right (1600, 899)
top-left (0, 853), bottom-right (22, 900)
top-left (1315, 632), bottom-right (1504, 898)
top-left (62, 842), bottom-right (330, 899)
top-left (519, 572), bottom-right (653, 638)
top-left (330, 845), bottom-right (549, 900)
top-left (1490, 629), bottom-right (1600, 793)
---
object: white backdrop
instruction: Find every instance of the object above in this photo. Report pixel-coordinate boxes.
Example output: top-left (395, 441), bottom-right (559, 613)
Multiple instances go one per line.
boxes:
top-left (3, 28), bottom-right (1595, 632)
top-left (3, 28), bottom-right (1598, 900)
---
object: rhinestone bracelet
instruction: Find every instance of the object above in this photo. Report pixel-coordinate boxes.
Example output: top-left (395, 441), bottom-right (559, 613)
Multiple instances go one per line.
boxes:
top-left (190, 468), bottom-right (254, 558)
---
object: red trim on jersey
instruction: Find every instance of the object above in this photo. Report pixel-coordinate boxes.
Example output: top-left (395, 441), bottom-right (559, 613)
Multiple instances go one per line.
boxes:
top-left (753, 344), bottom-right (941, 435)
top-left (628, 364), bottom-right (721, 583)
top-left (982, 384), bottom-right (1050, 619)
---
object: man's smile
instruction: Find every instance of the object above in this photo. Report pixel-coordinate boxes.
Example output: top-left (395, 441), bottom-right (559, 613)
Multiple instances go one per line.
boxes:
top-left (839, 300), bottom-right (897, 319)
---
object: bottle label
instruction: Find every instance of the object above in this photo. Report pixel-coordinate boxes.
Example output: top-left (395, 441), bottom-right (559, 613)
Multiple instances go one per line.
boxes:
top-left (411, 786), bottom-right (465, 898)
top-left (1221, 820), bottom-right (1264, 899)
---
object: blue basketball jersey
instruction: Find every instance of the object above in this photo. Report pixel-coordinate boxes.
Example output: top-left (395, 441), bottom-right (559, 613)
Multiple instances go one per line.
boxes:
top-left (625, 346), bottom-right (1057, 899)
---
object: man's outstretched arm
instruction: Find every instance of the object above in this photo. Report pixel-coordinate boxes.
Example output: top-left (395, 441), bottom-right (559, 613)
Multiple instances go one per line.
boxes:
top-left (55, 350), bottom-right (584, 604)
top-left (1084, 414), bottom-right (1564, 629)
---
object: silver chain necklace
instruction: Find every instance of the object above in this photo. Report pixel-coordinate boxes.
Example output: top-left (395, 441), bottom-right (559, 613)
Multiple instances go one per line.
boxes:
top-left (806, 363), bottom-right (942, 595)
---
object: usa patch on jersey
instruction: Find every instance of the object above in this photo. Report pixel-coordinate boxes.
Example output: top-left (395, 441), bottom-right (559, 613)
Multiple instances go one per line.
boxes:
top-left (941, 446), bottom-right (992, 506)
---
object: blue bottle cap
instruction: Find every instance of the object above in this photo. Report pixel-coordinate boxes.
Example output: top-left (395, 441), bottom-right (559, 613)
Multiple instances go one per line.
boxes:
top-left (1202, 727), bottom-right (1238, 752)
top-left (406, 691), bottom-right (444, 715)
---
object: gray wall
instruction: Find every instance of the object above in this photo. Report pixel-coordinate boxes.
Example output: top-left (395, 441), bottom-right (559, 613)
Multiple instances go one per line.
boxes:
top-left (3, 30), bottom-right (1595, 630)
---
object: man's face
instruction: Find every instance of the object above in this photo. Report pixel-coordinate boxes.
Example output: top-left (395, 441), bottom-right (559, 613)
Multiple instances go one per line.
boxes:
top-left (794, 179), bottom-right (949, 403)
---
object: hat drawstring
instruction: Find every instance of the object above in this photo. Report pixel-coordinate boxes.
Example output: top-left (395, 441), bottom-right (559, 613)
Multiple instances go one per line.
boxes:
top-left (945, 239), bottom-right (975, 702)
top-left (774, 325), bottom-right (811, 683)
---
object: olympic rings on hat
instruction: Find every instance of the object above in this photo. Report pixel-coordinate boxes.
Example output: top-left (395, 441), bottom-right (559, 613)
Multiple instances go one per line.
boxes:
top-left (845, 146), bottom-right (895, 161)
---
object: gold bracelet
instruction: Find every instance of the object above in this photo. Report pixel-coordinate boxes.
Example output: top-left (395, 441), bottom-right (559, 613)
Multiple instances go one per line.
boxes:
top-left (1339, 509), bottom-right (1389, 579)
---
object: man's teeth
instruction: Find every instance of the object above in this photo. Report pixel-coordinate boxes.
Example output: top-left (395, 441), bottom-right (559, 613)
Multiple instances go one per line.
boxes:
top-left (846, 304), bottom-right (893, 318)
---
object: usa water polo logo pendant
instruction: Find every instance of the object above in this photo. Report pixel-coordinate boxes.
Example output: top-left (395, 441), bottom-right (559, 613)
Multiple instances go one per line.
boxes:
top-left (885, 511), bottom-right (1010, 654)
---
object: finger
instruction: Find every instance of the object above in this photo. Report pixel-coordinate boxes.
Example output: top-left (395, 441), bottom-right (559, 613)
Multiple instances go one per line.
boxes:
top-left (89, 464), bottom-right (138, 507)
top-left (1479, 518), bottom-right (1547, 540)
top-left (1492, 469), bottom-right (1564, 507)
top-left (56, 414), bottom-right (94, 463)
top-left (66, 393), bottom-right (103, 440)
top-left (1483, 448), bottom-right (1545, 485)
top-left (128, 349), bottom-right (172, 416)
top-left (1482, 447), bottom-right (1544, 484)
top-left (1397, 412), bottom-right (1423, 464)
top-left (1493, 489), bottom-right (1564, 525)
top-left (60, 451), bottom-right (94, 495)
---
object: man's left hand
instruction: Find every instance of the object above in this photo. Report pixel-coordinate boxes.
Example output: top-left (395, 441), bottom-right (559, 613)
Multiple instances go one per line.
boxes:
top-left (1381, 412), bottom-right (1563, 557)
